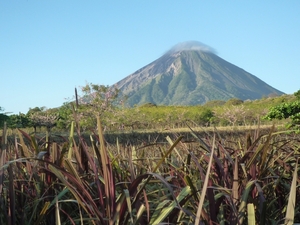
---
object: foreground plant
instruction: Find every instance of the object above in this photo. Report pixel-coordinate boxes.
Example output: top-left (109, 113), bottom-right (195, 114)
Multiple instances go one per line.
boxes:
top-left (0, 112), bottom-right (299, 224)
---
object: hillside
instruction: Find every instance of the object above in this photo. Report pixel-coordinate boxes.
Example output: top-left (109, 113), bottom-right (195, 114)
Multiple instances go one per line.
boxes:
top-left (115, 42), bottom-right (284, 106)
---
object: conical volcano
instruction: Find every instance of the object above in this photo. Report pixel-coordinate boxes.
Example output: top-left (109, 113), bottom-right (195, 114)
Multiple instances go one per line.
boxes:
top-left (115, 42), bottom-right (284, 106)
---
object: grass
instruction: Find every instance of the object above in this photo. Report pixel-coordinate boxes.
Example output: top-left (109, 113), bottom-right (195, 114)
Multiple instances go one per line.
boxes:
top-left (0, 112), bottom-right (299, 224)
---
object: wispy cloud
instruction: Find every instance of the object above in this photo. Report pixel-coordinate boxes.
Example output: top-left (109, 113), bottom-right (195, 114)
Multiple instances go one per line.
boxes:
top-left (167, 41), bottom-right (217, 54)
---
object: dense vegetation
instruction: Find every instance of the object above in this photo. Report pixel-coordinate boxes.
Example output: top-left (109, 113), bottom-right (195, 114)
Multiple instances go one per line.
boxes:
top-left (0, 86), bottom-right (299, 224)
top-left (0, 88), bottom-right (297, 133)
top-left (264, 90), bottom-right (300, 130)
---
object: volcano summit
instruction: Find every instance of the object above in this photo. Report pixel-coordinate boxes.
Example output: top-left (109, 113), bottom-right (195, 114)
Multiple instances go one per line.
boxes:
top-left (115, 41), bottom-right (284, 106)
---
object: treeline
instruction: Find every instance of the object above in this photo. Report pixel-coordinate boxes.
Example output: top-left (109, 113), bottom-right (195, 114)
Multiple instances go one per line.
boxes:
top-left (1, 88), bottom-right (297, 133)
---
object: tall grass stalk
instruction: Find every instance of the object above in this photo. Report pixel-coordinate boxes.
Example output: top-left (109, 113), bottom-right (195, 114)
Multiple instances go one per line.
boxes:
top-left (284, 158), bottom-right (299, 225)
top-left (195, 134), bottom-right (216, 224)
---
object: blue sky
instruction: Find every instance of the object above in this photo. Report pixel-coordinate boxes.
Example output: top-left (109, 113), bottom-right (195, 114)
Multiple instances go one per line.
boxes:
top-left (1, 1), bottom-right (299, 114)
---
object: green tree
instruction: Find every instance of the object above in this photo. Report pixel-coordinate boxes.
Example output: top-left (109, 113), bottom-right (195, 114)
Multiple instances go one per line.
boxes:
top-left (0, 107), bottom-right (10, 128)
top-left (26, 106), bottom-right (46, 116)
top-left (7, 113), bottom-right (30, 128)
top-left (214, 105), bottom-right (248, 126)
top-left (264, 90), bottom-right (300, 129)
top-left (294, 89), bottom-right (300, 100)
top-left (198, 108), bottom-right (214, 126)
top-left (0, 114), bottom-right (9, 129)
top-left (76, 83), bottom-right (119, 130)
top-left (27, 107), bottom-right (58, 133)
top-left (56, 102), bottom-right (73, 130)
top-left (26, 107), bottom-right (44, 132)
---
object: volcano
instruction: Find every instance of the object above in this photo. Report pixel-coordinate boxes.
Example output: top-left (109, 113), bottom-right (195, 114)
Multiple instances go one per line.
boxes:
top-left (115, 41), bottom-right (284, 106)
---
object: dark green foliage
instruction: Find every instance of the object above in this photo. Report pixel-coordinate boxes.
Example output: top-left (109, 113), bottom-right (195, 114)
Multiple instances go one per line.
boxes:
top-left (0, 107), bottom-right (8, 128)
top-left (5, 92), bottom-right (295, 132)
top-left (264, 101), bottom-right (300, 128)
top-left (7, 113), bottom-right (30, 128)
top-left (0, 114), bottom-right (9, 128)
top-left (27, 106), bottom-right (44, 115)
top-left (294, 89), bottom-right (300, 100)
top-left (198, 108), bottom-right (214, 125)
top-left (264, 90), bottom-right (300, 129)
top-left (264, 101), bottom-right (300, 120)
top-left (56, 102), bottom-right (73, 130)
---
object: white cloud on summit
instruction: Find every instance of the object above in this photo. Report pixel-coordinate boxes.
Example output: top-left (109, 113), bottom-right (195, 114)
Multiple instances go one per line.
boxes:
top-left (167, 41), bottom-right (217, 54)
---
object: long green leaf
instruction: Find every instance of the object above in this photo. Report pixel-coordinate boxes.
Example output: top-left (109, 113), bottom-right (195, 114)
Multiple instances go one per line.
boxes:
top-left (153, 135), bottom-right (184, 172)
top-left (34, 201), bottom-right (50, 225)
top-left (67, 121), bottom-right (75, 159)
top-left (238, 180), bottom-right (255, 225)
top-left (48, 164), bottom-right (102, 222)
top-left (150, 200), bottom-right (170, 224)
top-left (49, 188), bottom-right (70, 208)
top-left (284, 158), bottom-right (298, 225)
top-left (166, 135), bottom-right (184, 162)
top-left (184, 175), bottom-right (199, 202)
top-left (134, 203), bottom-right (146, 225)
top-left (247, 203), bottom-right (255, 225)
top-left (64, 158), bottom-right (83, 185)
top-left (96, 115), bottom-right (116, 224)
top-left (124, 135), bottom-right (184, 220)
top-left (150, 186), bottom-right (191, 225)
top-left (17, 129), bottom-right (31, 158)
top-left (55, 197), bottom-right (61, 225)
top-left (232, 157), bottom-right (239, 205)
top-left (124, 189), bottom-right (133, 224)
top-left (195, 134), bottom-right (216, 225)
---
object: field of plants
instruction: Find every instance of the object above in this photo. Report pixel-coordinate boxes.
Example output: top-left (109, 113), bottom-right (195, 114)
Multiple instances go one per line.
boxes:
top-left (1, 109), bottom-right (299, 224)
top-left (1, 87), bottom-right (300, 224)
